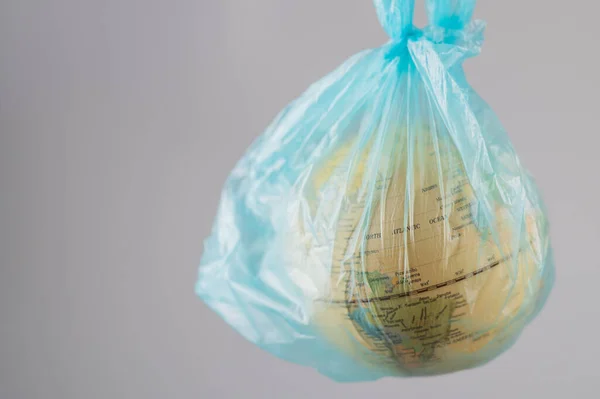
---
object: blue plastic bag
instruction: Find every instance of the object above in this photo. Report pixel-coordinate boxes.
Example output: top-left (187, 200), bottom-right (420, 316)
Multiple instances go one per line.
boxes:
top-left (196, 0), bottom-right (554, 381)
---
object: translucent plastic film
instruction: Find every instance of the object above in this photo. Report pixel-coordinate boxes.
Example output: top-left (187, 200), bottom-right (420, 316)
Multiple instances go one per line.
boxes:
top-left (196, 0), bottom-right (554, 382)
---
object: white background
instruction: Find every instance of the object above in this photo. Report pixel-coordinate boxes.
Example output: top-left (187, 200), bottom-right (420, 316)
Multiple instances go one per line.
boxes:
top-left (1, 1), bottom-right (596, 397)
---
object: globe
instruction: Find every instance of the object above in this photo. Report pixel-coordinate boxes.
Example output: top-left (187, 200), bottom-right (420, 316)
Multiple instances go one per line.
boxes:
top-left (287, 125), bottom-right (549, 376)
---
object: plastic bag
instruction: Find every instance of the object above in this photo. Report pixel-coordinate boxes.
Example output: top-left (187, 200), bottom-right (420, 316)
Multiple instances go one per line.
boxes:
top-left (196, 0), bottom-right (554, 381)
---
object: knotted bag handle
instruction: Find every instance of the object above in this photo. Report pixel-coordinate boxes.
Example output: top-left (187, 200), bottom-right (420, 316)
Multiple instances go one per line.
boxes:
top-left (374, 0), bottom-right (477, 39)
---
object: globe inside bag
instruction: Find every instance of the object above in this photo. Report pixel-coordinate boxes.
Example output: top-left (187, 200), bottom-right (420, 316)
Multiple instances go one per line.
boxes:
top-left (196, 0), bottom-right (554, 381)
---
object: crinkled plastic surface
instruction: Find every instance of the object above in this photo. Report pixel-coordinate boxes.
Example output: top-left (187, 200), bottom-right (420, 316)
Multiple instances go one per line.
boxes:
top-left (196, 0), bottom-right (554, 382)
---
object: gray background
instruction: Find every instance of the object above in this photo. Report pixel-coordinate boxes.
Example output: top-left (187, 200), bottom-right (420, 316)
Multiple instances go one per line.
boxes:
top-left (1, 0), bottom-right (597, 398)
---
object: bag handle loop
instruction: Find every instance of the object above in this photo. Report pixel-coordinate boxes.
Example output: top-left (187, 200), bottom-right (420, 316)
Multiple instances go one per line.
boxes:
top-left (374, 0), bottom-right (477, 40)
